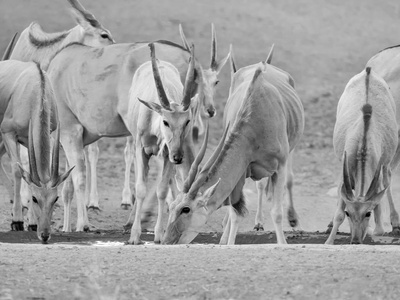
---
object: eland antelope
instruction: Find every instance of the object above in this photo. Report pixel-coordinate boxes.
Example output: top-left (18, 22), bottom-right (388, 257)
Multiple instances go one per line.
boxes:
top-left (248, 44), bottom-right (301, 232)
top-left (0, 59), bottom-right (73, 240)
top-left (178, 23), bottom-right (230, 143)
top-left (46, 39), bottom-right (201, 238)
top-left (6, 0), bottom-right (115, 222)
top-left (10, 0), bottom-right (115, 70)
top-left (117, 24), bottom-right (230, 211)
top-left (163, 47), bottom-right (304, 245)
top-left (365, 45), bottom-right (400, 232)
top-left (325, 67), bottom-right (399, 245)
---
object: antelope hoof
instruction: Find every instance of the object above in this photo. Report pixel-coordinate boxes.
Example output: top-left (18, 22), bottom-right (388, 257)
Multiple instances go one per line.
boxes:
top-left (120, 203), bottom-right (131, 210)
top-left (254, 224), bottom-right (264, 231)
top-left (124, 239), bottom-right (144, 245)
top-left (123, 223), bottom-right (132, 232)
top-left (87, 206), bottom-right (101, 213)
top-left (11, 221), bottom-right (24, 231)
top-left (9, 199), bottom-right (13, 204)
top-left (28, 224), bottom-right (38, 232)
top-left (83, 225), bottom-right (90, 232)
top-left (391, 226), bottom-right (400, 236)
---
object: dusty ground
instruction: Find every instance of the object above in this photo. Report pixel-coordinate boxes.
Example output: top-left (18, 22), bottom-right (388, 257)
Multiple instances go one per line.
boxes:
top-left (1, 0), bottom-right (400, 299)
top-left (2, 243), bottom-right (400, 300)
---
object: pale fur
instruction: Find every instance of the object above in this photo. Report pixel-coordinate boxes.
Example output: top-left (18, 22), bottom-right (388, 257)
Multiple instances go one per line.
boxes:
top-left (326, 68), bottom-right (399, 244)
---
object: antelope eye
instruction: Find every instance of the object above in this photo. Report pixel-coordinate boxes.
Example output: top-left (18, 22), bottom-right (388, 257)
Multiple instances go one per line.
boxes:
top-left (163, 120), bottom-right (170, 127)
top-left (185, 120), bottom-right (190, 127)
top-left (215, 80), bottom-right (220, 86)
top-left (32, 196), bottom-right (38, 204)
top-left (181, 207), bottom-right (191, 214)
top-left (54, 197), bottom-right (59, 204)
top-left (365, 212), bottom-right (371, 218)
top-left (100, 33), bottom-right (109, 39)
top-left (345, 211), bottom-right (349, 217)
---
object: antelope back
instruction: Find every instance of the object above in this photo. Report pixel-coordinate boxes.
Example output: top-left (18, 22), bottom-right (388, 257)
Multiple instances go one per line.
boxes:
top-left (10, 0), bottom-right (114, 70)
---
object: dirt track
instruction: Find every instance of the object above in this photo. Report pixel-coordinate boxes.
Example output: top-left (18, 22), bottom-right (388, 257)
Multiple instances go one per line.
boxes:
top-left (1, 243), bottom-right (400, 300)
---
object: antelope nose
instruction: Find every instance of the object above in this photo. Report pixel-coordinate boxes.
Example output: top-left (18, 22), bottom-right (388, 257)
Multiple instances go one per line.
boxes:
top-left (41, 233), bottom-right (50, 243)
top-left (207, 108), bottom-right (215, 118)
top-left (173, 154), bottom-right (183, 164)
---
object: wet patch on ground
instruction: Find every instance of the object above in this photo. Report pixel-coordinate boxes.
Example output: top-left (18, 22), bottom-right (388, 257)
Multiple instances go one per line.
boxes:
top-left (1, 230), bottom-right (399, 245)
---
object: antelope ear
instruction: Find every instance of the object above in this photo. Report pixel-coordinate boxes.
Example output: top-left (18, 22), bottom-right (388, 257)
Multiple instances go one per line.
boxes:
top-left (138, 98), bottom-right (163, 114)
top-left (203, 178), bottom-right (221, 200)
top-left (17, 163), bottom-right (32, 185)
top-left (340, 183), bottom-right (354, 202)
top-left (367, 187), bottom-right (388, 204)
top-left (52, 166), bottom-right (75, 188)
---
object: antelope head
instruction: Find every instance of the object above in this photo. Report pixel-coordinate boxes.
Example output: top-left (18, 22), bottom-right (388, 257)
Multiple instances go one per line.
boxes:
top-left (138, 43), bottom-right (196, 164)
top-left (163, 123), bottom-right (229, 244)
top-left (179, 24), bottom-right (230, 118)
top-left (341, 152), bottom-right (388, 244)
top-left (18, 122), bottom-right (74, 243)
top-left (67, 0), bottom-right (115, 46)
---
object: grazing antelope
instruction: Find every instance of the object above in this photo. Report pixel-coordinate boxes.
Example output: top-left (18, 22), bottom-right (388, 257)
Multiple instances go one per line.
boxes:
top-left (117, 24), bottom-right (230, 211)
top-left (163, 47), bottom-right (304, 245)
top-left (6, 0), bottom-right (115, 220)
top-left (45, 38), bottom-right (202, 238)
top-left (325, 67), bottom-right (398, 245)
top-left (0, 59), bottom-right (73, 240)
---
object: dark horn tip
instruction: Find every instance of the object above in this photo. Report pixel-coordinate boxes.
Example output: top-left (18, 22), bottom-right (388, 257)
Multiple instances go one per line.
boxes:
top-left (366, 66), bottom-right (371, 75)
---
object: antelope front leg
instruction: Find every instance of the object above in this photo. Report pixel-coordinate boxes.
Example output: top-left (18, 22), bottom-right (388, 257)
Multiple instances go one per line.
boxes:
top-left (325, 195), bottom-right (346, 245)
top-left (2, 132), bottom-right (24, 231)
top-left (85, 142), bottom-right (100, 211)
top-left (19, 146), bottom-right (36, 231)
top-left (254, 178), bottom-right (267, 231)
top-left (270, 165), bottom-right (288, 244)
top-left (0, 142), bottom-right (14, 203)
top-left (285, 153), bottom-right (300, 229)
top-left (383, 167), bottom-right (400, 234)
top-left (220, 208), bottom-right (231, 245)
top-left (154, 158), bottom-right (174, 243)
top-left (121, 136), bottom-right (135, 209)
top-left (60, 126), bottom-right (89, 232)
top-left (62, 161), bottom-right (74, 232)
top-left (127, 145), bottom-right (149, 245)
top-left (224, 174), bottom-right (245, 245)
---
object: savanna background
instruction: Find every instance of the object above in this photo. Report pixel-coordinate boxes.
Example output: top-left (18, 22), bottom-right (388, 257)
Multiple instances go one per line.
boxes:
top-left (1, 1), bottom-right (400, 299)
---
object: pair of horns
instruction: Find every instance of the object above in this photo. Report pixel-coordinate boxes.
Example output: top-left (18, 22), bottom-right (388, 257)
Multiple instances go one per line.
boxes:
top-left (149, 43), bottom-right (195, 111)
top-left (2, 32), bottom-right (18, 61)
top-left (342, 151), bottom-right (385, 201)
top-left (28, 120), bottom-right (61, 187)
top-left (182, 121), bottom-right (230, 198)
top-left (229, 43), bottom-right (275, 75)
top-left (179, 23), bottom-right (220, 71)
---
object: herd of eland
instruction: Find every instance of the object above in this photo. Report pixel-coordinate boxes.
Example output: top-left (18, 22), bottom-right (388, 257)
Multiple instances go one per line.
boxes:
top-left (0, 0), bottom-right (399, 246)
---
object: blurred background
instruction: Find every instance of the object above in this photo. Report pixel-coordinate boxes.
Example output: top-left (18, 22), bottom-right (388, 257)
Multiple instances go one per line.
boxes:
top-left (0, 0), bottom-right (400, 233)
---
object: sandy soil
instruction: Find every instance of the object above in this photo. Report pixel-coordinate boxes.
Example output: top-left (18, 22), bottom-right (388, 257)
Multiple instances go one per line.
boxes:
top-left (1, 0), bottom-right (400, 299)
top-left (2, 243), bottom-right (400, 300)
